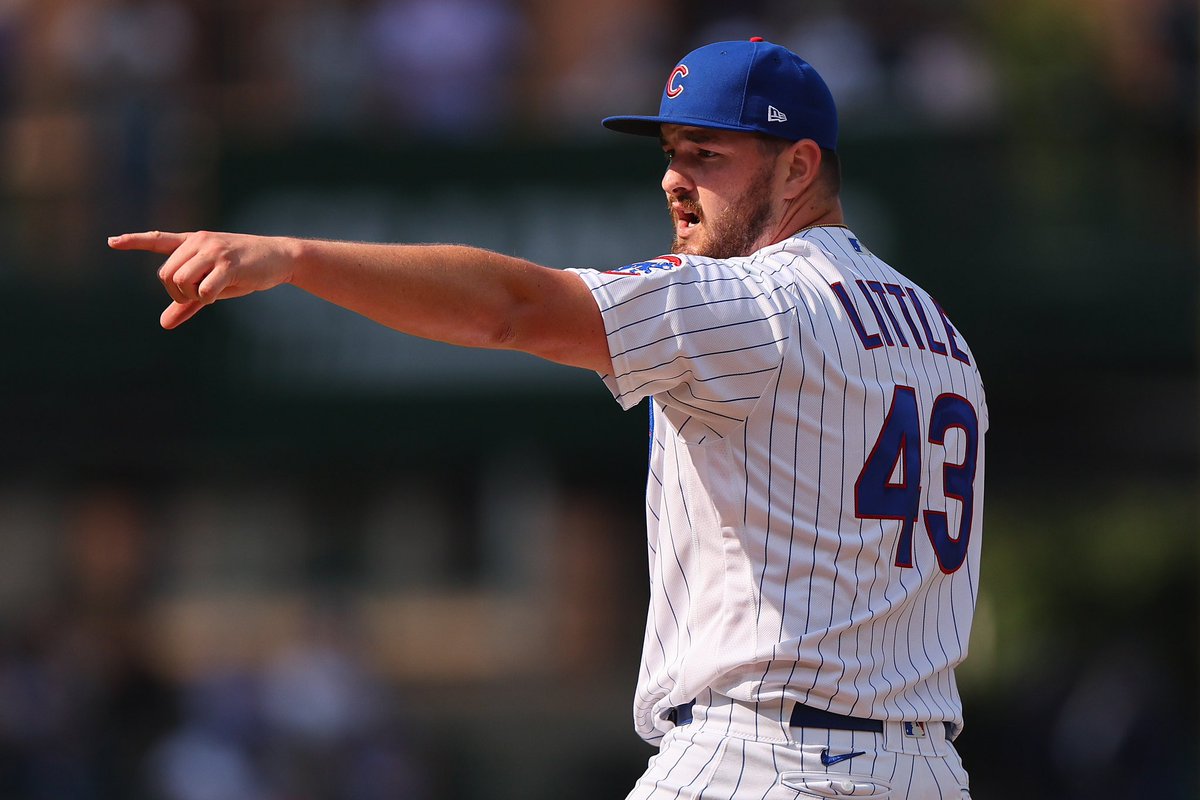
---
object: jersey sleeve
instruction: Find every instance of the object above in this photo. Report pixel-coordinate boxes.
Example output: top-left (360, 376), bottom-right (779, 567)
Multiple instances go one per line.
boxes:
top-left (570, 255), bottom-right (797, 435)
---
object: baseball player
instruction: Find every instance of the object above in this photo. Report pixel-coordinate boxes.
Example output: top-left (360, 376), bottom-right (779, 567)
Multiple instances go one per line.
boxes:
top-left (111, 38), bottom-right (985, 800)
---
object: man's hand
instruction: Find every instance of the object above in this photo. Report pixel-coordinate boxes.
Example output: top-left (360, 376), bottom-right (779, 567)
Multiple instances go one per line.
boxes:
top-left (108, 231), bottom-right (299, 329)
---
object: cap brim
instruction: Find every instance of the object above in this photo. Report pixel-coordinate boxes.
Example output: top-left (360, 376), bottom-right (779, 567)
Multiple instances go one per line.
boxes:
top-left (602, 115), bottom-right (762, 138)
top-left (601, 115), bottom-right (669, 137)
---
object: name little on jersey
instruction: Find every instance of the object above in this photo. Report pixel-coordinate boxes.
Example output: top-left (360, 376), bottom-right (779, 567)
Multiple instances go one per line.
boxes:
top-left (831, 278), bottom-right (970, 365)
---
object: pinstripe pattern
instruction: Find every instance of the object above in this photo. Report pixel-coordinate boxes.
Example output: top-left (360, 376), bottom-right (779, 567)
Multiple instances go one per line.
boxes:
top-left (571, 227), bottom-right (987, 749)
top-left (623, 696), bottom-right (971, 799)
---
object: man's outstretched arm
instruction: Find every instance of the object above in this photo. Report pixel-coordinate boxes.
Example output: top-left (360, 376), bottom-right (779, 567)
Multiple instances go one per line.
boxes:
top-left (108, 231), bottom-right (614, 374)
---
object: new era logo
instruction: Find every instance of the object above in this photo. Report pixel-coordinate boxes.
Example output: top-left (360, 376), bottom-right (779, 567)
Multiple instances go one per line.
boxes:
top-left (767, 105), bottom-right (787, 122)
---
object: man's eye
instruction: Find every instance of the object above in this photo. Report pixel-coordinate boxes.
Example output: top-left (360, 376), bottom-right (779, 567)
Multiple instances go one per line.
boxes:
top-left (699, 149), bottom-right (718, 159)
top-left (662, 151), bottom-right (674, 162)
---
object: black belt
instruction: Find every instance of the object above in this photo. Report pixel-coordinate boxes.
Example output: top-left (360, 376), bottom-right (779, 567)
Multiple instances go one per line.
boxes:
top-left (789, 703), bottom-right (883, 733)
top-left (667, 700), bottom-right (883, 732)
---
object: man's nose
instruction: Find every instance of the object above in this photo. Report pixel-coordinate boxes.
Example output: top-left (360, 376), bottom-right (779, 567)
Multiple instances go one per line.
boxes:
top-left (662, 164), bottom-right (694, 197)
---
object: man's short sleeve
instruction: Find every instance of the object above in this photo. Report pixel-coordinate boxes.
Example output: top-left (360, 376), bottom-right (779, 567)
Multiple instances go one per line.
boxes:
top-left (570, 255), bottom-right (797, 436)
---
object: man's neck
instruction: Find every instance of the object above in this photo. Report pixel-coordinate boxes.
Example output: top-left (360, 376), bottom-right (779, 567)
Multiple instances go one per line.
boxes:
top-left (764, 197), bottom-right (846, 248)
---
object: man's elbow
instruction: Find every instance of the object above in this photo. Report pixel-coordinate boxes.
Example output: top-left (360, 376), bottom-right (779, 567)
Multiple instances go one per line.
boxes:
top-left (490, 317), bottom-right (520, 350)
top-left (498, 306), bottom-right (612, 374)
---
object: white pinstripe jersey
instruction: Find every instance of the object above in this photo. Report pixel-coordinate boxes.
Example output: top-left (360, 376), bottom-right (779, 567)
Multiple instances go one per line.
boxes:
top-left (571, 226), bottom-right (988, 744)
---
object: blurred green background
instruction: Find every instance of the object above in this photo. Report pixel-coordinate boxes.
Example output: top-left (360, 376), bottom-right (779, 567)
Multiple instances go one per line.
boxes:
top-left (0, 0), bottom-right (1195, 798)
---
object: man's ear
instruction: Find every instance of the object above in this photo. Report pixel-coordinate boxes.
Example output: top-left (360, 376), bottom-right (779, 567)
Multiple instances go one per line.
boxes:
top-left (781, 139), bottom-right (824, 201)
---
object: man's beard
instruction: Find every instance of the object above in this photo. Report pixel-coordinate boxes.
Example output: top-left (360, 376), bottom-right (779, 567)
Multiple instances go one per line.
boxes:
top-left (670, 168), bottom-right (776, 259)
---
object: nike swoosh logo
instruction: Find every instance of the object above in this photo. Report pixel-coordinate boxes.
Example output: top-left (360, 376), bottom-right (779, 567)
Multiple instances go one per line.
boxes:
top-left (820, 748), bottom-right (866, 767)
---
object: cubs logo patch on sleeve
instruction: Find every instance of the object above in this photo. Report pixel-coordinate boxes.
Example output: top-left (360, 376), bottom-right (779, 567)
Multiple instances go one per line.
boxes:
top-left (604, 255), bottom-right (684, 276)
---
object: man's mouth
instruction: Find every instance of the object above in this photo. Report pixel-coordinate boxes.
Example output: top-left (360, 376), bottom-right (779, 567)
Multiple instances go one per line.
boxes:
top-left (672, 204), bottom-right (702, 235)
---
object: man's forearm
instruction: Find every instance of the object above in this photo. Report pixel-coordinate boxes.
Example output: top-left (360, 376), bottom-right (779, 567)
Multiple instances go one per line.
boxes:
top-left (291, 240), bottom-right (579, 355)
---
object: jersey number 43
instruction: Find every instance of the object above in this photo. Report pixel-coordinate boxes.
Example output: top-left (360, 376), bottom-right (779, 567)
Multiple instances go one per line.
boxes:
top-left (854, 386), bottom-right (979, 574)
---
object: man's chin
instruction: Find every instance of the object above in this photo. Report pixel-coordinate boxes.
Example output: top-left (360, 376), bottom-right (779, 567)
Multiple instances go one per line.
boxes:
top-left (671, 234), bottom-right (706, 256)
top-left (672, 223), bottom-right (765, 259)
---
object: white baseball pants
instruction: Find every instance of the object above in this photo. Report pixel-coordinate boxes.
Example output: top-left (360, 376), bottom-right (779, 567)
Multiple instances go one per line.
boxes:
top-left (626, 694), bottom-right (971, 799)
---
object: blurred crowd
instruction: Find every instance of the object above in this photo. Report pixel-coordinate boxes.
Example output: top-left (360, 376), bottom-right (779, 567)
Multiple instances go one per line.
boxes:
top-left (0, 465), bottom-right (646, 799)
top-left (0, 1), bottom-right (1196, 799)
top-left (5, 0), bottom-right (1193, 135)
top-left (0, 484), bottom-right (429, 800)
top-left (0, 0), bottom-right (1194, 275)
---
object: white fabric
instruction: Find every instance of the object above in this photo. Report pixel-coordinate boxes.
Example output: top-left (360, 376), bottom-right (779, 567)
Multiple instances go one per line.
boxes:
top-left (572, 227), bottom-right (988, 746)
top-left (624, 692), bottom-right (971, 799)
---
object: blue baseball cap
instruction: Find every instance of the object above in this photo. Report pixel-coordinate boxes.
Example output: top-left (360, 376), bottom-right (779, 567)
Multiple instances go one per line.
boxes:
top-left (602, 38), bottom-right (838, 150)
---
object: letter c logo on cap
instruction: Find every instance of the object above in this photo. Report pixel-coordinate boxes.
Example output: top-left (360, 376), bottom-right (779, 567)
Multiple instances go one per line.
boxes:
top-left (666, 64), bottom-right (688, 98)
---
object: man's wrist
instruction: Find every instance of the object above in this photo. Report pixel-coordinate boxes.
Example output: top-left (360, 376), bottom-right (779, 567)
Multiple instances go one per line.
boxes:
top-left (278, 235), bottom-right (312, 287)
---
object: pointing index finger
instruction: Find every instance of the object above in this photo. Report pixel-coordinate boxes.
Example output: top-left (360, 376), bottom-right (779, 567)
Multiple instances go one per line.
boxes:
top-left (108, 231), bottom-right (190, 254)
